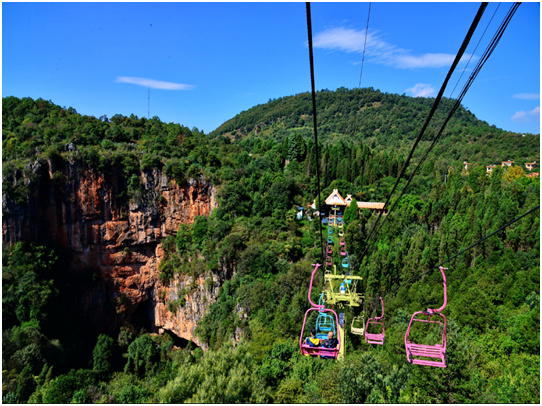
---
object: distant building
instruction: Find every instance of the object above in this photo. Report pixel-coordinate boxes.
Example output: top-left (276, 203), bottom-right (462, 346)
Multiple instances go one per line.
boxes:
top-left (357, 202), bottom-right (386, 214)
top-left (312, 189), bottom-right (386, 216)
top-left (324, 189), bottom-right (347, 207)
top-left (486, 165), bottom-right (498, 173)
top-left (526, 172), bottom-right (539, 178)
top-left (525, 162), bottom-right (537, 171)
top-left (501, 160), bottom-right (514, 167)
top-left (463, 161), bottom-right (470, 171)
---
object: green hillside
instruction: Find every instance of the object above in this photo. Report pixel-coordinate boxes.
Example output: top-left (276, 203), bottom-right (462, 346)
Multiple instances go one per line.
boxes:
top-left (2, 93), bottom-right (540, 403)
top-left (211, 87), bottom-right (539, 165)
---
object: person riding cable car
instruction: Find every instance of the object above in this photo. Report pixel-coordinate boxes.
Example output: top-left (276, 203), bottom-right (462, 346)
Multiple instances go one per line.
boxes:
top-left (320, 331), bottom-right (339, 359)
top-left (305, 328), bottom-right (320, 347)
top-left (300, 264), bottom-right (341, 359)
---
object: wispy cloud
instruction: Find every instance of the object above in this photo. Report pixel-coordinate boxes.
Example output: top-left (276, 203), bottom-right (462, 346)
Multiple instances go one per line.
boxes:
top-left (406, 83), bottom-right (436, 97)
top-left (313, 27), bottom-right (373, 53)
top-left (395, 53), bottom-right (464, 69)
top-left (513, 93), bottom-right (540, 100)
top-left (313, 26), bottom-right (474, 69)
top-left (116, 76), bottom-right (195, 90)
top-left (511, 106), bottom-right (540, 123)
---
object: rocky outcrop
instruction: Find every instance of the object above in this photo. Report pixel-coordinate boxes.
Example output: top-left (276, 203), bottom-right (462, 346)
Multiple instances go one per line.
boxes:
top-left (2, 159), bottom-right (220, 347)
top-left (155, 271), bottom-right (219, 350)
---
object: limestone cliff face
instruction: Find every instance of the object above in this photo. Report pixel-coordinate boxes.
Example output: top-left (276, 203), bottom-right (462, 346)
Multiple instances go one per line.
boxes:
top-left (2, 158), bottom-right (220, 348)
top-left (154, 269), bottom-right (218, 349)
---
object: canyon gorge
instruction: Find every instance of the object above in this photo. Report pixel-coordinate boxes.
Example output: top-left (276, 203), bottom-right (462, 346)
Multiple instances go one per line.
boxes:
top-left (3, 157), bottom-right (223, 349)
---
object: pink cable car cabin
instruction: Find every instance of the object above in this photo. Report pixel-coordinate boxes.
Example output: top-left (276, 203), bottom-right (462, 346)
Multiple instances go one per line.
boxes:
top-left (404, 266), bottom-right (448, 368)
top-left (365, 297), bottom-right (385, 345)
top-left (299, 264), bottom-right (341, 359)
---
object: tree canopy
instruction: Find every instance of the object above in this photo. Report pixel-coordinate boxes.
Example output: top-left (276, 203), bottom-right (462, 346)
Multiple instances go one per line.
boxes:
top-left (2, 92), bottom-right (539, 403)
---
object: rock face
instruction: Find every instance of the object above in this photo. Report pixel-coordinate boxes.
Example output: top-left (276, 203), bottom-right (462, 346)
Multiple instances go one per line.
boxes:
top-left (2, 159), bottom-right (220, 348)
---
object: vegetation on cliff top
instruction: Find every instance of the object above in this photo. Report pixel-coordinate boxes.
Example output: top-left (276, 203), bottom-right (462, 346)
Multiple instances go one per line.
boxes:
top-left (2, 91), bottom-right (540, 403)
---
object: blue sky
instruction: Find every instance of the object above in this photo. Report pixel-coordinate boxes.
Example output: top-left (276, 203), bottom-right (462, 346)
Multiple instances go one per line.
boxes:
top-left (2, 2), bottom-right (540, 135)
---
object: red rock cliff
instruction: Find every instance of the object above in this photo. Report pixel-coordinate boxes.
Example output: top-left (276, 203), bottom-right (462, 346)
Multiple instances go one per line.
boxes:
top-left (2, 159), bottom-right (220, 348)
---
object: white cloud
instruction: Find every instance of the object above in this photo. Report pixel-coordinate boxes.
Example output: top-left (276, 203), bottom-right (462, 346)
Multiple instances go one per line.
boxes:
top-left (406, 83), bottom-right (436, 97)
top-left (116, 76), bottom-right (195, 90)
top-left (314, 27), bottom-right (367, 53)
top-left (313, 26), bottom-right (475, 69)
top-left (396, 53), bottom-right (463, 69)
top-left (511, 106), bottom-right (540, 123)
top-left (513, 93), bottom-right (540, 100)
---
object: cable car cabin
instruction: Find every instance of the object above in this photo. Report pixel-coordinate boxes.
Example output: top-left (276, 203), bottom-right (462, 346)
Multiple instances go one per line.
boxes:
top-left (341, 256), bottom-right (349, 268)
top-left (327, 226), bottom-right (333, 235)
top-left (340, 246), bottom-right (347, 256)
top-left (351, 315), bottom-right (365, 336)
top-left (365, 297), bottom-right (385, 345)
top-left (326, 244), bottom-right (333, 254)
top-left (324, 273), bottom-right (363, 307)
top-left (322, 217), bottom-right (329, 225)
top-left (404, 267), bottom-right (448, 368)
top-left (404, 311), bottom-right (447, 367)
top-left (325, 256), bottom-right (333, 266)
top-left (327, 236), bottom-right (333, 244)
top-left (300, 307), bottom-right (341, 359)
top-left (316, 313), bottom-right (336, 339)
top-left (315, 297), bottom-right (337, 340)
top-left (301, 264), bottom-right (340, 358)
top-left (339, 237), bottom-right (346, 246)
top-left (338, 229), bottom-right (345, 238)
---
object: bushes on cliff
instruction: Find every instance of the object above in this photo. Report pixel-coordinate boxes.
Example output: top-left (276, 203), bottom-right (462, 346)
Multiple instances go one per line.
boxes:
top-left (158, 236), bottom-right (180, 283)
top-left (92, 334), bottom-right (116, 376)
top-left (159, 343), bottom-right (270, 403)
top-left (2, 160), bottom-right (41, 207)
top-left (2, 241), bottom-right (59, 339)
top-left (124, 335), bottom-right (160, 377)
top-left (41, 369), bottom-right (97, 403)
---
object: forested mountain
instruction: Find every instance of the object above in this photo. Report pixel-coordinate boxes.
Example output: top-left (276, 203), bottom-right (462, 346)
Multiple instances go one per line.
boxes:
top-left (2, 91), bottom-right (540, 403)
top-left (212, 86), bottom-right (539, 166)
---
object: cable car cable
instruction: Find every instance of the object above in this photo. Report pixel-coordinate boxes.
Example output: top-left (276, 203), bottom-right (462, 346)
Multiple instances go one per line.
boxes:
top-left (359, 2), bottom-right (489, 262)
top-left (358, 2), bottom-right (372, 88)
top-left (359, 2), bottom-right (489, 260)
top-left (306, 2), bottom-right (326, 270)
top-left (360, 2), bottom-right (520, 256)
top-left (448, 3), bottom-right (501, 100)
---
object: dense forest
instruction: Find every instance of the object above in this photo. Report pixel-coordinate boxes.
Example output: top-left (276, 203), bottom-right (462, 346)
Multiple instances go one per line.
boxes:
top-left (2, 90), bottom-right (540, 403)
